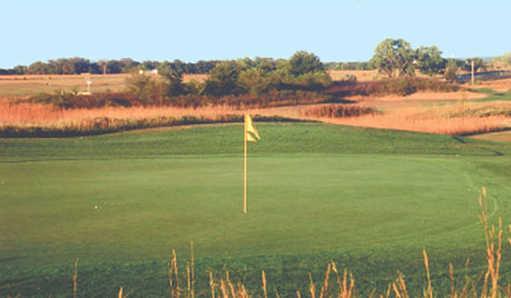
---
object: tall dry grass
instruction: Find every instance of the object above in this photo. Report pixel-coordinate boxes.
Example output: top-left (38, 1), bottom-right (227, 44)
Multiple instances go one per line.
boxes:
top-left (300, 102), bottom-right (511, 135)
top-left (1, 99), bottom-right (511, 137)
top-left (0, 101), bottom-right (242, 128)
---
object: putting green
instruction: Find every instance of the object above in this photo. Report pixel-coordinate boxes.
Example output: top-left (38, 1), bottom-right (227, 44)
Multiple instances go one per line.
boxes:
top-left (1, 123), bottom-right (511, 297)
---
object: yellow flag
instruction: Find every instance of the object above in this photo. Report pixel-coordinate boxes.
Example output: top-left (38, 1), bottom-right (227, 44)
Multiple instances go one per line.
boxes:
top-left (245, 114), bottom-right (260, 142)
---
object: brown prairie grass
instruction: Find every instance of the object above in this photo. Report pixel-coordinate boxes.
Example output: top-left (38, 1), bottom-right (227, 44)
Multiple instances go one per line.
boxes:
top-left (303, 102), bottom-right (511, 136)
top-left (2, 96), bottom-right (511, 137)
top-left (471, 78), bottom-right (511, 93)
top-left (348, 90), bottom-right (487, 102)
top-left (0, 101), bottom-right (242, 128)
top-left (328, 70), bottom-right (381, 82)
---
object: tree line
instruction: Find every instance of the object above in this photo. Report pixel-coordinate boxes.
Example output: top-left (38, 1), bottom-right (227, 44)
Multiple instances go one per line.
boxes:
top-left (370, 38), bottom-right (487, 81)
top-left (324, 39), bottom-right (488, 82)
top-left (125, 51), bottom-right (331, 104)
top-left (0, 58), bottom-right (219, 75)
top-left (1, 38), bottom-right (491, 78)
top-left (31, 51), bottom-right (333, 108)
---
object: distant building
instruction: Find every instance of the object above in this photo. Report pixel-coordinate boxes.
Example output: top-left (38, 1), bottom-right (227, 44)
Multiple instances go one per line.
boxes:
top-left (138, 69), bottom-right (159, 75)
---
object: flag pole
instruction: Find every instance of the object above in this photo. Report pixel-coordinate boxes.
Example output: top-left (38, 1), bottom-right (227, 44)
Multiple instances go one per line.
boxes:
top-left (243, 115), bottom-right (248, 214)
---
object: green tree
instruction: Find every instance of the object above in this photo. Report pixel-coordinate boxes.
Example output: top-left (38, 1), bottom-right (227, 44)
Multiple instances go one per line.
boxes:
top-left (444, 59), bottom-right (458, 83)
top-left (288, 51), bottom-right (324, 76)
top-left (238, 68), bottom-right (274, 96)
top-left (28, 61), bottom-right (52, 74)
top-left (159, 62), bottom-right (185, 96)
top-left (464, 58), bottom-right (486, 73)
top-left (201, 61), bottom-right (243, 96)
top-left (372, 38), bottom-right (416, 78)
top-left (125, 73), bottom-right (164, 104)
top-left (415, 46), bottom-right (446, 75)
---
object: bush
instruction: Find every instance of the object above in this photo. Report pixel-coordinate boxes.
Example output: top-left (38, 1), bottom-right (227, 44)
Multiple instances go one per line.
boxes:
top-left (125, 73), bottom-right (167, 104)
top-left (304, 104), bottom-right (378, 118)
top-left (374, 78), bottom-right (458, 96)
top-left (444, 60), bottom-right (458, 83)
top-left (29, 92), bottom-right (138, 109)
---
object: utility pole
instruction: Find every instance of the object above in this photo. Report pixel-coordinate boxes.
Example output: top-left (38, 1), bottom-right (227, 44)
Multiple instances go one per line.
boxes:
top-left (471, 60), bottom-right (475, 85)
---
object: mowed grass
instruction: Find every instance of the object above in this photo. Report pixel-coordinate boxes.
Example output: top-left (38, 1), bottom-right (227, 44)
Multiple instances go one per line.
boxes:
top-left (1, 123), bottom-right (511, 297)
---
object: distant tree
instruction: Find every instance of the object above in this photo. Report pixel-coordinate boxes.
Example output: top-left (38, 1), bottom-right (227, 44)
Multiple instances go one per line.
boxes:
top-left (415, 46), bottom-right (446, 75)
top-left (195, 60), bottom-right (218, 73)
top-left (288, 51), bottom-right (324, 76)
top-left (238, 68), bottom-right (273, 96)
top-left (331, 61), bottom-right (374, 71)
top-left (464, 58), bottom-right (486, 73)
top-left (97, 60), bottom-right (108, 74)
top-left (118, 58), bottom-right (140, 72)
top-left (88, 62), bottom-right (101, 74)
top-left (12, 65), bottom-right (28, 74)
top-left (70, 58), bottom-right (92, 74)
top-left (28, 61), bottom-right (52, 74)
top-left (253, 57), bottom-right (277, 74)
top-left (372, 38), bottom-right (416, 78)
top-left (444, 59), bottom-right (458, 83)
top-left (141, 60), bottom-right (161, 71)
top-left (125, 73), bottom-right (164, 104)
top-left (106, 60), bottom-right (123, 74)
top-left (202, 61), bottom-right (243, 96)
top-left (159, 62), bottom-right (185, 96)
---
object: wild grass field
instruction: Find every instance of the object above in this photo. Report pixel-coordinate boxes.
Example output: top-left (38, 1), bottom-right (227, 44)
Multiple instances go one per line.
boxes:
top-left (1, 123), bottom-right (511, 297)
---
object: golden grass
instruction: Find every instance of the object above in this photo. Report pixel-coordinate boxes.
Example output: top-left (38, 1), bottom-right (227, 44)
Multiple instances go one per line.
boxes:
top-left (297, 101), bottom-right (511, 135)
top-left (348, 90), bottom-right (487, 102)
top-left (472, 131), bottom-right (511, 142)
top-left (0, 101), bottom-right (243, 128)
top-left (1, 74), bottom-right (510, 138)
top-left (470, 78), bottom-right (511, 93)
top-left (328, 70), bottom-right (381, 82)
top-left (320, 111), bottom-right (508, 135)
top-left (1, 99), bottom-right (510, 136)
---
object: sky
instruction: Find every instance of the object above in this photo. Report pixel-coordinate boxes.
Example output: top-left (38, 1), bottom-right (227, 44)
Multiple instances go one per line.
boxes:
top-left (1, 0), bottom-right (510, 68)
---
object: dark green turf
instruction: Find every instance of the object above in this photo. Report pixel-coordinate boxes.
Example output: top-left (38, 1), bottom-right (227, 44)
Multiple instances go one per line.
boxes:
top-left (1, 123), bottom-right (511, 297)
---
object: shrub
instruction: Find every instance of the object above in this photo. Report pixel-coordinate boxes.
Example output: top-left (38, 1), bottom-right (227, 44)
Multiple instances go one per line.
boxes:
top-left (444, 60), bottom-right (458, 83)
top-left (304, 104), bottom-right (378, 118)
top-left (125, 73), bottom-right (166, 104)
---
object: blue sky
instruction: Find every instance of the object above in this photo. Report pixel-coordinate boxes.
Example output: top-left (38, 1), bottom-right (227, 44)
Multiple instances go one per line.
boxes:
top-left (1, 0), bottom-right (509, 68)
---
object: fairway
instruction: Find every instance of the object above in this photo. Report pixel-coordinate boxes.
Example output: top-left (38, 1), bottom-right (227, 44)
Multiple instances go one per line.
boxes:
top-left (1, 123), bottom-right (511, 297)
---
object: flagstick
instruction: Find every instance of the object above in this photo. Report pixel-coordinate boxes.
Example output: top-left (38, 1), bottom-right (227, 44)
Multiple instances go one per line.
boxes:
top-left (243, 116), bottom-right (248, 214)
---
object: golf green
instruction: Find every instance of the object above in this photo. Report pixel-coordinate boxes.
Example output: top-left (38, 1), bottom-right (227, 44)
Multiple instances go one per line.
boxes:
top-left (1, 123), bottom-right (511, 297)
